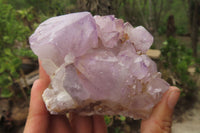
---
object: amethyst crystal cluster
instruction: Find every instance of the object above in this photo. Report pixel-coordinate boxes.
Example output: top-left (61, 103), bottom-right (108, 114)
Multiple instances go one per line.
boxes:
top-left (30, 12), bottom-right (169, 119)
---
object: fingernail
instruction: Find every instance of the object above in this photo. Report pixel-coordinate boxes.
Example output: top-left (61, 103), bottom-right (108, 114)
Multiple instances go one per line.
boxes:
top-left (167, 90), bottom-right (180, 109)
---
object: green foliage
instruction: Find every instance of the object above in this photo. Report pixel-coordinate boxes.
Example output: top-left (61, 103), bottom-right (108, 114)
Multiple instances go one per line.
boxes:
top-left (114, 127), bottom-right (124, 133)
top-left (0, 49), bottom-right (22, 97)
top-left (119, 116), bottom-right (126, 121)
top-left (49, 0), bottom-right (76, 15)
top-left (176, 26), bottom-right (187, 35)
top-left (4, 0), bottom-right (30, 9)
top-left (24, 0), bottom-right (51, 14)
top-left (0, 1), bottom-right (35, 97)
top-left (0, 1), bottom-right (29, 49)
top-left (21, 0), bottom-right (76, 15)
top-left (158, 25), bottom-right (167, 35)
top-left (104, 115), bottom-right (112, 125)
top-left (161, 37), bottom-right (196, 96)
top-left (17, 7), bottom-right (34, 21)
top-left (16, 48), bottom-right (37, 59)
top-left (1, 87), bottom-right (13, 98)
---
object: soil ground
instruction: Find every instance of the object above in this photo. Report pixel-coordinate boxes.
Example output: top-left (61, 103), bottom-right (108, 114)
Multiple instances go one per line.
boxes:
top-left (172, 97), bottom-right (200, 133)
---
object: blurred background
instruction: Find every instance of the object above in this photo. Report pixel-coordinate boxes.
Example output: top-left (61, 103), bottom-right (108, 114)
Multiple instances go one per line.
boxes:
top-left (0, 0), bottom-right (199, 132)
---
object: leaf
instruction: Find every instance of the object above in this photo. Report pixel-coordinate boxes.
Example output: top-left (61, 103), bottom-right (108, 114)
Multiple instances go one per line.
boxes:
top-left (119, 115), bottom-right (126, 121)
top-left (1, 88), bottom-right (13, 98)
top-left (4, 48), bottom-right (12, 56)
top-left (104, 115), bottom-right (112, 125)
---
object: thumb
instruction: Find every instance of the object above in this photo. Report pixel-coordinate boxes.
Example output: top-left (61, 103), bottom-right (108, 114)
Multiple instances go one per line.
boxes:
top-left (141, 86), bottom-right (180, 133)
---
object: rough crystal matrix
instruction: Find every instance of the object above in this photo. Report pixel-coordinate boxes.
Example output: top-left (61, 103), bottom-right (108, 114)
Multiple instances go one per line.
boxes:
top-left (30, 12), bottom-right (169, 119)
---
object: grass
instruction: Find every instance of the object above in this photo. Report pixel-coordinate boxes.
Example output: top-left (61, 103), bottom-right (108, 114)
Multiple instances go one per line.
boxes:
top-left (154, 35), bottom-right (200, 55)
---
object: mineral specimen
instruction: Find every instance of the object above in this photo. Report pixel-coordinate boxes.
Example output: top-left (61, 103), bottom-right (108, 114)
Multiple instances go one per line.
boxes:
top-left (30, 12), bottom-right (169, 119)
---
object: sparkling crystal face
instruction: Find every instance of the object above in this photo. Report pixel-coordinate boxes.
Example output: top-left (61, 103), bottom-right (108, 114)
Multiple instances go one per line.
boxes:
top-left (30, 12), bottom-right (169, 119)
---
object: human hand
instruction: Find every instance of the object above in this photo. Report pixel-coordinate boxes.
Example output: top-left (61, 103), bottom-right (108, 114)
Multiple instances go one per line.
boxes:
top-left (141, 86), bottom-right (180, 133)
top-left (24, 61), bottom-right (180, 133)
top-left (24, 61), bottom-right (107, 133)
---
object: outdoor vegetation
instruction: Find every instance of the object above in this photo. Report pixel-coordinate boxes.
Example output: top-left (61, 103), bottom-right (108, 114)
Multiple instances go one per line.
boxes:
top-left (0, 0), bottom-right (200, 132)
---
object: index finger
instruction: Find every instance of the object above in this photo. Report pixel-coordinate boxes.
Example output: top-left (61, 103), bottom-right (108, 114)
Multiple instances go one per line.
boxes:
top-left (24, 60), bottom-right (50, 133)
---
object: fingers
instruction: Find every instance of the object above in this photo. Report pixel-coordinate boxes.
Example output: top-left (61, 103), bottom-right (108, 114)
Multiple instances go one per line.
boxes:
top-left (141, 86), bottom-right (180, 133)
top-left (93, 115), bottom-right (107, 133)
top-left (24, 79), bottom-right (50, 133)
top-left (49, 115), bottom-right (72, 133)
top-left (69, 114), bottom-right (107, 133)
top-left (24, 60), bottom-right (50, 133)
top-left (25, 60), bottom-right (107, 133)
top-left (70, 113), bottom-right (93, 133)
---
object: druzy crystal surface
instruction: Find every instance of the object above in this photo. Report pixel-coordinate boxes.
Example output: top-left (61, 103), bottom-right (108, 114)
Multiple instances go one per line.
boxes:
top-left (30, 12), bottom-right (169, 119)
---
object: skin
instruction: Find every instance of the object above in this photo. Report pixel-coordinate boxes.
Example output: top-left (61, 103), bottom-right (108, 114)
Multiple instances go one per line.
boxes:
top-left (24, 61), bottom-right (180, 133)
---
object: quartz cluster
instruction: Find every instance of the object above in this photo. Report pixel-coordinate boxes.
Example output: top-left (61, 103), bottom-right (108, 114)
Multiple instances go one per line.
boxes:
top-left (30, 12), bottom-right (169, 119)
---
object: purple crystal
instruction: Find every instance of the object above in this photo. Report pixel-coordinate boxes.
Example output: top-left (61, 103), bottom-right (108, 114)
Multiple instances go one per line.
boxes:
top-left (30, 12), bottom-right (169, 119)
